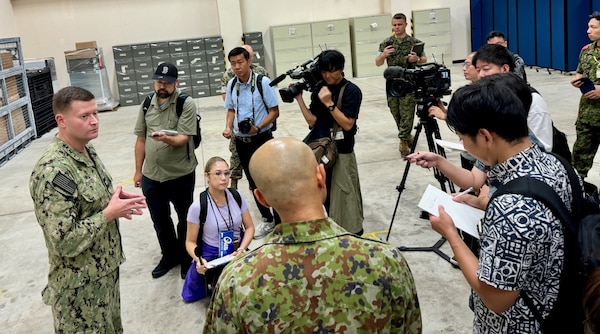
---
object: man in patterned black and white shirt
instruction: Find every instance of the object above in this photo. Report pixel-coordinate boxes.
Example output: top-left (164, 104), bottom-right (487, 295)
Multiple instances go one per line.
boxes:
top-left (426, 75), bottom-right (579, 333)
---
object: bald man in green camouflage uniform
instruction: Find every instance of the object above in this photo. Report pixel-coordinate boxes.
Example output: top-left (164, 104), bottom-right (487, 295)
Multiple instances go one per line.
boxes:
top-left (571, 12), bottom-right (600, 178)
top-left (30, 87), bottom-right (146, 333)
top-left (204, 138), bottom-right (422, 333)
top-left (221, 45), bottom-right (269, 189)
top-left (376, 13), bottom-right (427, 156)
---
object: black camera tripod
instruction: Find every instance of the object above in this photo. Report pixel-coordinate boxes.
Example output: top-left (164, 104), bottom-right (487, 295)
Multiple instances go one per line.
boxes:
top-left (386, 101), bottom-right (459, 268)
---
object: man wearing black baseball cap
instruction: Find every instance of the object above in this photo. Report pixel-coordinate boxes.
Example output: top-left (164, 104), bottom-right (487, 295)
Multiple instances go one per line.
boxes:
top-left (133, 62), bottom-right (198, 279)
top-left (152, 62), bottom-right (178, 83)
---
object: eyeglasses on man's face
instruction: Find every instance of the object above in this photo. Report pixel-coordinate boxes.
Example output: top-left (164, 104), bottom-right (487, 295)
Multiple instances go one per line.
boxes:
top-left (463, 61), bottom-right (473, 68)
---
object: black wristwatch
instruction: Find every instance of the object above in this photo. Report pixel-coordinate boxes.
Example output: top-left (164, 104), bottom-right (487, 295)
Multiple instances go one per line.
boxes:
top-left (327, 104), bottom-right (335, 112)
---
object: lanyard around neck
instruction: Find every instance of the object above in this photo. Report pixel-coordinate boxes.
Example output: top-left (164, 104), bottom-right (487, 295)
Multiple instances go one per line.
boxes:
top-left (235, 72), bottom-right (256, 123)
top-left (208, 191), bottom-right (233, 232)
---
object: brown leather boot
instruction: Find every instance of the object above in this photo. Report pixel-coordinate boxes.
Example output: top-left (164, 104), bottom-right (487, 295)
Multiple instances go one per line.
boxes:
top-left (230, 179), bottom-right (238, 189)
top-left (399, 140), bottom-right (410, 156)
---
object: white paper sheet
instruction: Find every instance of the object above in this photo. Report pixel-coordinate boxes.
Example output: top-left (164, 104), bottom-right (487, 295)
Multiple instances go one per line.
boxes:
top-left (418, 184), bottom-right (484, 239)
top-left (206, 254), bottom-right (235, 269)
top-left (435, 139), bottom-right (465, 152)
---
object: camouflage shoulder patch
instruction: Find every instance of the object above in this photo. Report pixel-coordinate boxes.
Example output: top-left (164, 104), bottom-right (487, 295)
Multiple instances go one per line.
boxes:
top-left (52, 172), bottom-right (77, 196)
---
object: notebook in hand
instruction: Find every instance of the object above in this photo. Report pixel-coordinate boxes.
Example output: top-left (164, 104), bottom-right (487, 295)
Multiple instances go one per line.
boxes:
top-left (578, 77), bottom-right (596, 94)
top-left (411, 42), bottom-right (424, 56)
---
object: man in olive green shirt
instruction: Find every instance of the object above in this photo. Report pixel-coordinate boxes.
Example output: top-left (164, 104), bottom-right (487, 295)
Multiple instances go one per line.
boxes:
top-left (133, 63), bottom-right (198, 279)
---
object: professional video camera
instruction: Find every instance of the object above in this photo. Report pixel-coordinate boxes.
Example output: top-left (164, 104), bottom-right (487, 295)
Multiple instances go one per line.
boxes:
top-left (383, 63), bottom-right (451, 118)
top-left (270, 53), bottom-right (324, 103)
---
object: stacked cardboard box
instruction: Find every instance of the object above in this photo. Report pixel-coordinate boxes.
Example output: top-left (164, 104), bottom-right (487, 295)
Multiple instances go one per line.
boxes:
top-left (0, 52), bottom-right (20, 106)
top-left (1, 52), bottom-right (12, 70)
top-left (64, 41), bottom-right (98, 60)
top-left (11, 108), bottom-right (26, 135)
top-left (0, 115), bottom-right (8, 146)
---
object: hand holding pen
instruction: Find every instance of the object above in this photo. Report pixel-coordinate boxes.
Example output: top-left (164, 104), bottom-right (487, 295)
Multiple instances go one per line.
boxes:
top-left (452, 187), bottom-right (474, 200)
top-left (452, 186), bottom-right (490, 210)
top-left (404, 151), bottom-right (441, 170)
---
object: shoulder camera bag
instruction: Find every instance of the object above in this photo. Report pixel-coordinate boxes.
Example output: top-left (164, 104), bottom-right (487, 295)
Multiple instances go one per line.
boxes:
top-left (306, 83), bottom-right (347, 169)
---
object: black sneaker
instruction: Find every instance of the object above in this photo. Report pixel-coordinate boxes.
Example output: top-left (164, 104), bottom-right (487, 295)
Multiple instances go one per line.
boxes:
top-left (151, 258), bottom-right (178, 279)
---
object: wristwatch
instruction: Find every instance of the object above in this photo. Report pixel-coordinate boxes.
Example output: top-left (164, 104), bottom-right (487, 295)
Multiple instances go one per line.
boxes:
top-left (327, 104), bottom-right (335, 112)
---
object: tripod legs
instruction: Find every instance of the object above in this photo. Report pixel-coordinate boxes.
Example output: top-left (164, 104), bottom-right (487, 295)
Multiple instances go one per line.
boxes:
top-left (386, 117), bottom-right (459, 269)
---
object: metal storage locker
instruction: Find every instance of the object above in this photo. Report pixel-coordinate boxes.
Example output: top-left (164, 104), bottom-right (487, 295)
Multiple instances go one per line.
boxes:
top-left (0, 37), bottom-right (35, 165)
top-left (412, 8), bottom-right (452, 64)
top-left (350, 14), bottom-right (391, 77)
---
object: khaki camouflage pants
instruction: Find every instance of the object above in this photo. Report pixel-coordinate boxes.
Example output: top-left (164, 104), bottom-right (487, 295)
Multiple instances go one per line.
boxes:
top-left (573, 120), bottom-right (600, 177)
top-left (229, 138), bottom-right (243, 180)
top-left (388, 94), bottom-right (416, 140)
top-left (51, 270), bottom-right (122, 334)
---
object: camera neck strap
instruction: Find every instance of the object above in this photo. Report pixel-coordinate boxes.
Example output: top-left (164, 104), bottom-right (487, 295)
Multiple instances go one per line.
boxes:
top-left (235, 72), bottom-right (256, 128)
top-left (331, 82), bottom-right (348, 138)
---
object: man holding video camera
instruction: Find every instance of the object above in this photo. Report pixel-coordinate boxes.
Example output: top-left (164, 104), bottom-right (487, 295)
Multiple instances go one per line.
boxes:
top-left (293, 49), bottom-right (364, 236)
top-left (222, 47), bottom-right (280, 239)
top-left (376, 13), bottom-right (427, 156)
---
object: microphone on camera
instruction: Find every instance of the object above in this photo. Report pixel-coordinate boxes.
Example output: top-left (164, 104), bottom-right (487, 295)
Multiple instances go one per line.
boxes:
top-left (300, 57), bottom-right (317, 68)
top-left (270, 73), bottom-right (287, 87)
top-left (383, 66), bottom-right (406, 80)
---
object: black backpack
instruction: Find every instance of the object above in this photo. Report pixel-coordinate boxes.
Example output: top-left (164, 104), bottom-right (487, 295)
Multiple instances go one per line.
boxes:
top-left (489, 153), bottom-right (600, 334)
top-left (194, 188), bottom-right (243, 259)
top-left (551, 124), bottom-right (572, 162)
top-left (229, 74), bottom-right (277, 131)
top-left (143, 92), bottom-right (202, 149)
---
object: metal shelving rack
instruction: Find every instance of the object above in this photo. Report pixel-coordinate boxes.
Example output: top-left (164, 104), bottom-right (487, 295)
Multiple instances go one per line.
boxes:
top-left (0, 37), bottom-right (35, 166)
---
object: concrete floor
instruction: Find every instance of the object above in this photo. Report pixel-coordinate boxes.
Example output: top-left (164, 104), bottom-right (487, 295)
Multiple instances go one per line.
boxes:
top-left (2, 62), bottom-right (599, 333)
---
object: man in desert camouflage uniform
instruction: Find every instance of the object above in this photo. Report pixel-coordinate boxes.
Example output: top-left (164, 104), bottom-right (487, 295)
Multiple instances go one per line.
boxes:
top-left (30, 87), bottom-right (146, 333)
top-left (203, 137), bottom-right (422, 333)
top-left (376, 12), bottom-right (427, 156)
top-left (221, 44), bottom-right (268, 189)
top-left (571, 12), bottom-right (600, 178)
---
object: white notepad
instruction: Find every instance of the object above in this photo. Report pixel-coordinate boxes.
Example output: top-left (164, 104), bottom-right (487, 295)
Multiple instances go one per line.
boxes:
top-left (435, 139), bottom-right (465, 152)
top-left (206, 254), bottom-right (235, 269)
top-left (418, 184), bottom-right (484, 239)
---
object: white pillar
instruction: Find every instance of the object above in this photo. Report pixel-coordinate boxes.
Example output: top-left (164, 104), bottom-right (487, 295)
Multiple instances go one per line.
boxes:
top-left (216, 0), bottom-right (244, 60)
top-left (388, 0), bottom-right (414, 34)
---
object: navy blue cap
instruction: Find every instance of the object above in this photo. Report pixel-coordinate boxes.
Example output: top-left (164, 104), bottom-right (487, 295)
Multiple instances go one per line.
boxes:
top-left (152, 62), bottom-right (178, 83)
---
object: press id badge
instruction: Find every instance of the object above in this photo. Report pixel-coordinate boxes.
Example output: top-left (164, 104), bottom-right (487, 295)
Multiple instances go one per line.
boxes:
top-left (331, 128), bottom-right (344, 140)
top-left (219, 230), bottom-right (235, 257)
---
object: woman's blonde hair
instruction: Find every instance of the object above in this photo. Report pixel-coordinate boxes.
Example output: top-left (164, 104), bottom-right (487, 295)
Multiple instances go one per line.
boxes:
top-left (204, 156), bottom-right (228, 173)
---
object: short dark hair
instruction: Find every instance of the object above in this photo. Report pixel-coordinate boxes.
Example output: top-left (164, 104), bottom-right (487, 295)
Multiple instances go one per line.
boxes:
top-left (53, 86), bottom-right (95, 115)
top-left (486, 30), bottom-right (506, 41)
top-left (481, 72), bottom-right (532, 112)
top-left (392, 13), bottom-right (407, 21)
top-left (590, 11), bottom-right (600, 21)
top-left (318, 50), bottom-right (345, 72)
top-left (473, 44), bottom-right (515, 72)
top-left (446, 76), bottom-right (529, 142)
top-left (228, 47), bottom-right (249, 61)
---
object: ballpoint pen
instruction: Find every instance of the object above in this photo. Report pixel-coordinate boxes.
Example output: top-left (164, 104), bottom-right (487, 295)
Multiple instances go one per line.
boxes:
top-left (453, 187), bottom-right (474, 198)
